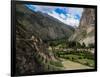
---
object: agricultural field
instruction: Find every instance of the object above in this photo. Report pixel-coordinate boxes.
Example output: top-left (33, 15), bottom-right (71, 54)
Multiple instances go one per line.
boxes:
top-left (48, 39), bottom-right (95, 70)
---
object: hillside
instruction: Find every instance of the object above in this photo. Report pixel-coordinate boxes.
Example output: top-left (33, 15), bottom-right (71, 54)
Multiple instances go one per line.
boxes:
top-left (16, 4), bottom-right (74, 41)
top-left (16, 4), bottom-right (72, 75)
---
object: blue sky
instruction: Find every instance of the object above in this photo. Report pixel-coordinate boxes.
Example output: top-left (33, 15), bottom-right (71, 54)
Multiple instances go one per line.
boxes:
top-left (26, 4), bottom-right (83, 27)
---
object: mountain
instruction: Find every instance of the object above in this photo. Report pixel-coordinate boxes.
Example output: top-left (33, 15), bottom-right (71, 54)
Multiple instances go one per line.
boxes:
top-left (16, 4), bottom-right (71, 75)
top-left (16, 4), bottom-right (74, 41)
top-left (69, 8), bottom-right (95, 46)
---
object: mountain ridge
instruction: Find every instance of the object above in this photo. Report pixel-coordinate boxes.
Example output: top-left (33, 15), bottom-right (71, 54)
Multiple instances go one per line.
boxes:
top-left (16, 4), bottom-right (75, 41)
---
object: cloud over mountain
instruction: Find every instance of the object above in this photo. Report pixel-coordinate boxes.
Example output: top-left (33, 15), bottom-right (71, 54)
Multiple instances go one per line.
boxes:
top-left (26, 5), bottom-right (83, 27)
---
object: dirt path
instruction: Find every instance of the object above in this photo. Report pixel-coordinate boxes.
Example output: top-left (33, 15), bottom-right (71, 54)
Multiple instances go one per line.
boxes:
top-left (61, 59), bottom-right (93, 70)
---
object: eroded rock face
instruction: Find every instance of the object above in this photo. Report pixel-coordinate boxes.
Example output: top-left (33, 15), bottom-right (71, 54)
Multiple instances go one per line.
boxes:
top-left (69, 8), bottom-right (95, 46)
top-left (79, 8), bottom-right (95, 28)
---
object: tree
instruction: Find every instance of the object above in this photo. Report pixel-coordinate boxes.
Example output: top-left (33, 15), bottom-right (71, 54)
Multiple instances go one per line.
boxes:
top-left (88, 43), bottom-right (94, 48)
top-left (81, 42), bottom-right (86, 48)
top-left (68, 41), bottom-right (76, 48)
top-left (76, 42), bottom-right (81, 48)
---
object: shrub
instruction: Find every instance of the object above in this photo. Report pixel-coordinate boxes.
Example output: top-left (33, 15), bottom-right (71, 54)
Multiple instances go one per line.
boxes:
top-left (78, 56), bottom-right (83, 59)
top-left (66, 56), bottom-right (70, 59)
top-left (49, 61), bottom-right (63, 67)
top-left (88, 43), bottom-right (94, 48)
top-left (84, 62), bottom-right (90, 66)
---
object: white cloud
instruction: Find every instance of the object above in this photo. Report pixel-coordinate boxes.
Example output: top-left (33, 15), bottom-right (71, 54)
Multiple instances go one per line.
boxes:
top-left (48, 11), bottom-right (60, 20)
top-left (65, 17), bottom-right (79, 27)
top-left (48, 11), bottom-right (80, 27)
top-left (27, 5), bottom-right (83, 27)
top-left (65, 13), bottom-right (80, 27)
top-left (30, 5), bottom-right (60, 13)
top-left (67, 7), bottom-right (83, 17)
top-left (60, 13), bottom-right (66, 19)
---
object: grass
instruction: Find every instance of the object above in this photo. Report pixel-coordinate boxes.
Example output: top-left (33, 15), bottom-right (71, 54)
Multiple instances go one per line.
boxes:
top-left (77, 59), bottom-right (95, 67)
top-left (56, 51), bottom-right (95, 67)
top-left (48, 38), bottom-right (95, 70)
top-left (61, 59), bottom-right (93, 70)
top-left (49, 60), bottom-right (63, 67)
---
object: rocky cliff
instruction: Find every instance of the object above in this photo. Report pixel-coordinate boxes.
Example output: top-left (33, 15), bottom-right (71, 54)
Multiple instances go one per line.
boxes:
top-left (69, 8), bottom-right (95, 46)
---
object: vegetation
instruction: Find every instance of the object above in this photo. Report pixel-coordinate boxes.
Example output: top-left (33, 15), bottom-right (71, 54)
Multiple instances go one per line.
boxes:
top-left (48, 38), bottom-right (89, 49)
top-left (55, 50), bottom-right (94, 67)
top-left (88, 43), bottom-right (95, 48)
top-left (49, 60), bottom-right (63, 67)
top-left (47, 38), bottom-right (95, 68)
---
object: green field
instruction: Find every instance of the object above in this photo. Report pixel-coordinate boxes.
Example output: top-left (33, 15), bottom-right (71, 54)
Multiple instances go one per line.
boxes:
top-left (48, 39), bottom-right (95, 70)
top-left (55, 51), bottom-right (95, 68)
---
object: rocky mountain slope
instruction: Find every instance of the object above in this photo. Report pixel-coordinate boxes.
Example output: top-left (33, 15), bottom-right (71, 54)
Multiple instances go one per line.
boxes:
top-left (16, 4), bottom-right (67, 75)
top-left (16, 24), bottom-right (63, 75)
top-left (16, 4), bottom-right (74, 41)
top-left (69, 8), bottom-right (95, 46)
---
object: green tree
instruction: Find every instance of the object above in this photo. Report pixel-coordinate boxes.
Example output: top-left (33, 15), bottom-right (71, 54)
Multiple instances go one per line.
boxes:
top-left (88, 43), bottom-right (94, 48)
top-left (81, 42), bottom-right (86, 48)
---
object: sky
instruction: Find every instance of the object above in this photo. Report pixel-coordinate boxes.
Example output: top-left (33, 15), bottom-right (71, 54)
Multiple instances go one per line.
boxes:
top-left (26, 4), bottom-right (83, 27)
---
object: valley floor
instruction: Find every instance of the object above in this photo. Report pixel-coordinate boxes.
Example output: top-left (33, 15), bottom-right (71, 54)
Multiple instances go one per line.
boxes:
top-left (61, 58), bottom-right (93, 70)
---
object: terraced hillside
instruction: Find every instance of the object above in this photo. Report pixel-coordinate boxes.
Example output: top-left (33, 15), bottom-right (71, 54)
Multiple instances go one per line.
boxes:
top-left (16, 21), bottom-right (63, 75)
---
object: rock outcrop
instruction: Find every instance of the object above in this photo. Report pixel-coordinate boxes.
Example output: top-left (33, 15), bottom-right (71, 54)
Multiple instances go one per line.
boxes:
top-left (69, 8), bottom-right (95, 46)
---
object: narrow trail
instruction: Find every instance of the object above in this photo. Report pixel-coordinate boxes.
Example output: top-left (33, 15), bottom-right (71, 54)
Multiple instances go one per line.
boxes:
top-left (60, 58), bottom-right (93, 70)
